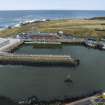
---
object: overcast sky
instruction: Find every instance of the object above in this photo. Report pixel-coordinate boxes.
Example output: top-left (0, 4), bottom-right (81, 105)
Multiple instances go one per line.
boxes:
top-left (0, 0), bottom-right (105, 10)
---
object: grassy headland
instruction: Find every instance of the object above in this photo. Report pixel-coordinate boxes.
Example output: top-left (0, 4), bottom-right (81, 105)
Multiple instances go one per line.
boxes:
top-left (1, 18), bottom-right (105, 38)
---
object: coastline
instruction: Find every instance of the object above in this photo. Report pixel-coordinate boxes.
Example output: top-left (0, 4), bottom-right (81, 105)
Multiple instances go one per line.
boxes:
top-left (0, 17), bottom-right (105, 38)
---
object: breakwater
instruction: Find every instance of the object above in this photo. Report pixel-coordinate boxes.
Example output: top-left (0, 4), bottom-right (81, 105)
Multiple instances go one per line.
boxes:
top-left (0, 54), bottom-right (79, 66)
top-left (25, 41), bottom-right (62, 48)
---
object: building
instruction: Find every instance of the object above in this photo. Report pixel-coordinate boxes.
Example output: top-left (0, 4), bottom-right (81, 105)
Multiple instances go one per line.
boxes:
top-left (16, 32), bottom-right (61, 42)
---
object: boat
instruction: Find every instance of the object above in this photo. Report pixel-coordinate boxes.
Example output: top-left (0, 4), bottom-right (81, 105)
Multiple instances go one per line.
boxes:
top-left (97, 41), bottom-right (105, 50)
top-left (102, 44), bottom-right (105, 50)
top-left (64, 74), bottom-right (73, 83)
top-left (84, 38), bottom-right (97, 48)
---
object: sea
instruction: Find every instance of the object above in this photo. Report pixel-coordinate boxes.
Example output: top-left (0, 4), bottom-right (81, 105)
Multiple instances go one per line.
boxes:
top-left (0, 10), bottom-right (105, 28)
top-left (0, 10), bottom-right (105, 102)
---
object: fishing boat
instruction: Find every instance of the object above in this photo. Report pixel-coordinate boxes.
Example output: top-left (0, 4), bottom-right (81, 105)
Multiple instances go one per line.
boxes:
top-left (84, 38), bottom-right (97, 48)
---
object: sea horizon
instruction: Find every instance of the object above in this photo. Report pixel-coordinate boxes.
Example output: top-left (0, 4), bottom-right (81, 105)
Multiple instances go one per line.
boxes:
top-left (0, 10), bottom-right (105, 27)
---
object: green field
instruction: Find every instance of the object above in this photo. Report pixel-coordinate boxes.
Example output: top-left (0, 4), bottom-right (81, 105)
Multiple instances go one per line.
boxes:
top-left (1, 19), bottom-right (105, 38)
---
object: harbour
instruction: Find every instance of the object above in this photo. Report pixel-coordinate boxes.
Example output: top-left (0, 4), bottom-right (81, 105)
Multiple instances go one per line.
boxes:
top-left (0, 45), bottom-right (105, 102)
top-left (0, 32), bottom-right (105, 68)
top-left (0, 32), bottom-right (81, 67)
top-left (0, 32), bottom-right (105, 103)
top-left (0, 10), bottom-right (105, 104)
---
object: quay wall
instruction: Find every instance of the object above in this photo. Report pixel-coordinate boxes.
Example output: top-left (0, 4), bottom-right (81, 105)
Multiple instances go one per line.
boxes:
top-left (60, 39), bottom-right (85, 44)
top-left (23, 38), bottom-right (85, 46)
top-left (0, 54), bottom-right (79, 66)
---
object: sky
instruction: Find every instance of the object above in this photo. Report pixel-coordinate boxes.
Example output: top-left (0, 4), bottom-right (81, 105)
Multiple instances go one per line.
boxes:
top-left (0, 0), bottom-right (105, 10)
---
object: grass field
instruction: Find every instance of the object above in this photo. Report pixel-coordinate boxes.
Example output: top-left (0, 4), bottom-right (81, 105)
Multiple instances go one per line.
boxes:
top-left (1, 19), bottom-right (105, 38)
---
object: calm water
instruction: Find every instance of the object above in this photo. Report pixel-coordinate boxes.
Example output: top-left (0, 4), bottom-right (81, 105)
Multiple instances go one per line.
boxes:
top-left (0, 10), bottom-right (105, 27)
top-left (0, 45), bottom-right (105, 100)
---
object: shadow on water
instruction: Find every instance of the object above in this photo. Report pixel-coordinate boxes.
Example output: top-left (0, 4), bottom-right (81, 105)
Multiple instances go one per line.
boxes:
top-left (0, 60), bottom-right (80, 68)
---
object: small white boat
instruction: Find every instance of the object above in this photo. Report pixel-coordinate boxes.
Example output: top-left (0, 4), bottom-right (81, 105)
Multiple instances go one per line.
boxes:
top-left (64, 74), bottom-right (72, 83)
top-left (102, 45), bottom-right (105, 50)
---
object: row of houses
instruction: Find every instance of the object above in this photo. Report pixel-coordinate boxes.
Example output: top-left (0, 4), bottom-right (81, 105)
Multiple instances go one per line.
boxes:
top-left (16, 32), bottom-right (62, 42)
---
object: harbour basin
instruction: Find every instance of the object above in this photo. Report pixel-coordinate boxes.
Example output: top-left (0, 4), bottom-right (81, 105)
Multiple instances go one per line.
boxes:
top-left (0, 45), bottom-right (105, 101)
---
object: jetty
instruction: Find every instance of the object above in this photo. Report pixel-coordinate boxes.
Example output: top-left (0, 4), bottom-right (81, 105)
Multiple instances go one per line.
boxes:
top-left (60, 38), bottom-right (85, 44)
top-left (24, 41), bottom-right (61, 45)
top-left (0, 53), bottom-right (79, 66)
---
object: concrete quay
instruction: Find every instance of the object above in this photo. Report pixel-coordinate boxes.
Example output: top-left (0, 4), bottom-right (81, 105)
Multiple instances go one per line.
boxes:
top-left (60, 38), bottom-right (85, 44)
top-left (0, 38), bottom-right (23, 52)
top-left (0, 53), bottom-right (80, 66)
